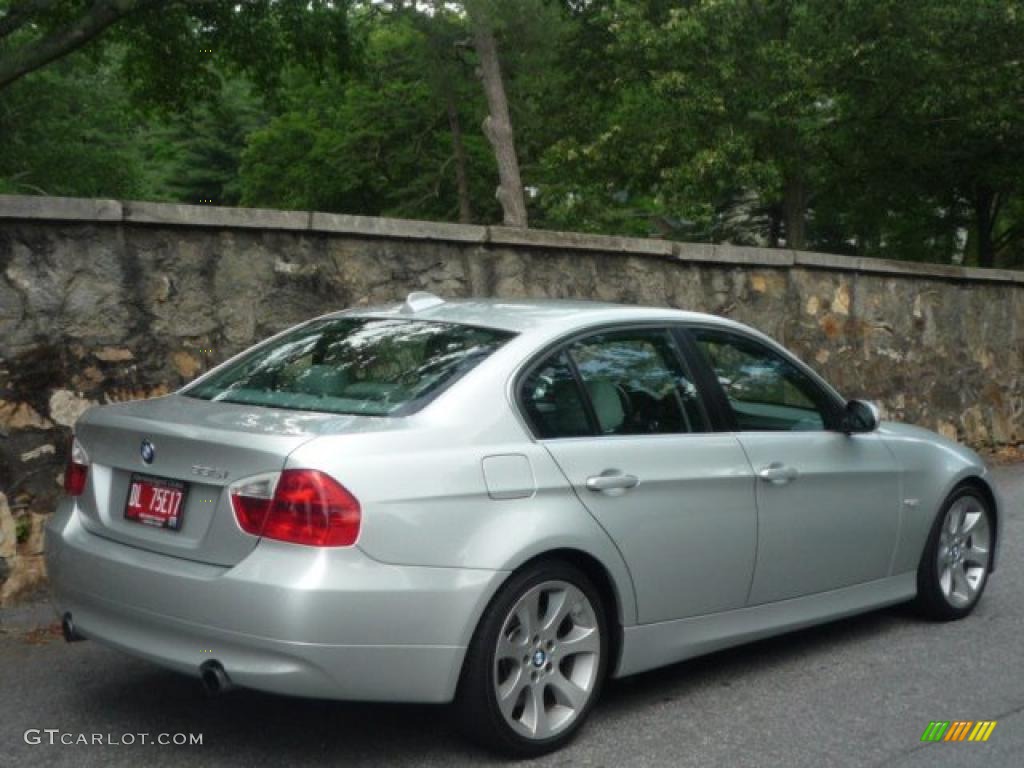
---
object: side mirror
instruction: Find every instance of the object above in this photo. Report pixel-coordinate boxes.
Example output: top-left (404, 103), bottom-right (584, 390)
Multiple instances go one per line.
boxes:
top-left (841, 399), bottom-right (880, 434)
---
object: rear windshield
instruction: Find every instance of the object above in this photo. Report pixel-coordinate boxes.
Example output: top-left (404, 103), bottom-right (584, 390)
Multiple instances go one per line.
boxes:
top-left (183, 317), bottom-right (515, 417)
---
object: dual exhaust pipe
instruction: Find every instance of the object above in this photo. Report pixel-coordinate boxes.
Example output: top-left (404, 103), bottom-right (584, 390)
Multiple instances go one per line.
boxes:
top-left (61, 612), bottom-right (84, 643)
top-left (199, 660), bottom-right (233, 696)
top-left (62, 612), bottom-right (233, 696)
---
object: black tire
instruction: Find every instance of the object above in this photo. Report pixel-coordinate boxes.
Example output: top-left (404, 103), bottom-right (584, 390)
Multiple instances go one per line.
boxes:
top-left (455, 559), bottom-right (609, 758)
top-left (914, 485), bottom-right (994, 621)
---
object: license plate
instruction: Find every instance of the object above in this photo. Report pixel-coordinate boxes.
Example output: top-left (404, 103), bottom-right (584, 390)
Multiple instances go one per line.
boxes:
top-left (124, 474), bottom-right (187, 531)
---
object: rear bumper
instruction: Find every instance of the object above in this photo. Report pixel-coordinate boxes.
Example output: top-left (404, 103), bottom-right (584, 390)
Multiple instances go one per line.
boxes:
top-left (46, 499), bottom-right (506, 703)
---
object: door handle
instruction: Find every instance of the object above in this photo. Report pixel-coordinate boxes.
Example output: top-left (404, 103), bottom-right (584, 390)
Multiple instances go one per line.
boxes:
top-left (757, 463), bottom-right (799, 485)
top-left (586, 472), bottom-right (640, 493)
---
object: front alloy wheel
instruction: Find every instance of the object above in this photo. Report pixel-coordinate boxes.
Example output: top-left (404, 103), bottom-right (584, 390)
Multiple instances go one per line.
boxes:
top-left (457, 562), bottom-right (608, 757)
top-left (916, 486), bottom-right (994, 620)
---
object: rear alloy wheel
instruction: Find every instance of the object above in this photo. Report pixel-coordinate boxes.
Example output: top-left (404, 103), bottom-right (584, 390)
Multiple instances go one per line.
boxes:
top-left (915, 487), bottom-right (994, 620)
top-left (457, 562), bottom-right (607, 757)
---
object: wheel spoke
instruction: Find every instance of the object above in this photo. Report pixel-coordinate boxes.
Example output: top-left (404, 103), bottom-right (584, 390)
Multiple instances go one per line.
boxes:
top-left (540, 587), bottom-right (570, 633)
top-left (559, 624), bottom-right (601, 657)
top-left (960, 509), bottom-right (983, 535)
top-left (946, 505), bottom-right (962, 536)
top-left (549, 671), bottom-right (587, 711)
top-left (939, 564), bottom-right (953, 597)
top-left (964, 564), bottom-right (986, 592)
top-left (497, 666), bottom-right (526, 718)
top-left (524, 683), bottom-right (548, 738)
top-left (497, 629), bottom-right (524, 661)
top-left (964, 543), bottom-right (989, 568)
top-left (952, 562), bottom-right (971, 599)
top-left (515, 593), bottom-right (541, 641)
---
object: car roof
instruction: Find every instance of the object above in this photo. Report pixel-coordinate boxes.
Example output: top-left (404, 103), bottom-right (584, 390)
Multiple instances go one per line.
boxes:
top-left (332, 294), bottom-right (847, 407)
top-left (340, 296), bottom-right (729, 334)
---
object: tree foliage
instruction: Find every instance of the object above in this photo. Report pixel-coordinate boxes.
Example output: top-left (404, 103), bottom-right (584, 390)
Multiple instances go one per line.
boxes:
top-left (0, 49), bottom-right (146, 197)
top-left (1, 0), bottom-right (1022, 267)
top-left (537, 0), bottom-right (1024, 266)
top-left (238, 11), bottom-right (499, 221)
top-left (0, 1), bottom-right (352, 93)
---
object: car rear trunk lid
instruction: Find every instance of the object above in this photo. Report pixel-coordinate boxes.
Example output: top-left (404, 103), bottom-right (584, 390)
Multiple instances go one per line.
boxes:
top-left (72, 394), bottom-right (372, 566)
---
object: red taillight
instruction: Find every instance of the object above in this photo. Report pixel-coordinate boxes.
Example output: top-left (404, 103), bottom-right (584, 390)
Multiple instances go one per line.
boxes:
top-left (230, 469), bottom-right (361, 547)
top-left (64, 435), bottom-right (89, 496)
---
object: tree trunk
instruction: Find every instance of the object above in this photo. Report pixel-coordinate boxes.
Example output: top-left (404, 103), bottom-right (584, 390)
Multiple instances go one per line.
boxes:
top-left (445, 89), bottom-right (474, 224)
top-left (468, 9), bottom-right (528, 228)
top-left (767, 204), bottom-right (783, 248)
top-left (974, 185), bottom-right (997, 269)
top-left (782, 176), bottom-right (807, 250)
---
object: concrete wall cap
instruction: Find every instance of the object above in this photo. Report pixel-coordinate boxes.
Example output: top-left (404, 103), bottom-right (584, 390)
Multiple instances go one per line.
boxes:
top-left (0, 195), bottom-right (1021, 284)
top-left (0, 194), bottom-right (122, 222)
top-left (124, 201), bottom-right (310, 231)
top-left (487, 225), bottom-right (674, 257)
top-left (312, 212), bottom-right (487, 242)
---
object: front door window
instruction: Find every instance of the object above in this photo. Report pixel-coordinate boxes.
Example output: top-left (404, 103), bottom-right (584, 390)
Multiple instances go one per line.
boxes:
top-left (691, 328), bottom-right (834, 431)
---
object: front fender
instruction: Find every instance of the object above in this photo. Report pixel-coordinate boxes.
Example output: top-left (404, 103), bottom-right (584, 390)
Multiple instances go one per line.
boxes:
top-left (879, 423), bottom-right (998, 574)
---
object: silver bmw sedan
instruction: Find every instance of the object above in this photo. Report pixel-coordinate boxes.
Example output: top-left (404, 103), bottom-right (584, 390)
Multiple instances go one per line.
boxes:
top-left (46, 293), bottom-right (1001, 756)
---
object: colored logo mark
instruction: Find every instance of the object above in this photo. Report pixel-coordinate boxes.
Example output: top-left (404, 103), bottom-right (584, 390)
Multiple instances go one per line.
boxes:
top-left (921, 721), bottom-right (997, 742)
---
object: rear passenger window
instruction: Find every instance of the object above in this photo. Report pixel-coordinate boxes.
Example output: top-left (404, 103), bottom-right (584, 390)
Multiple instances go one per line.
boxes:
top-left (521, 352), bottom-right (593, 439)
top-left (568, 330), bottom-right (709, 435)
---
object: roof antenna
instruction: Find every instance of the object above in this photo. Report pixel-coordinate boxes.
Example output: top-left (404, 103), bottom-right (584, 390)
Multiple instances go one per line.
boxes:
top-left (401, 291), bottom-right (446, 314)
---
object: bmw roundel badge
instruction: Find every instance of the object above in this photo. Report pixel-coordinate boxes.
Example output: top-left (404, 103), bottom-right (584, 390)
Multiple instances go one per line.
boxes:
top-left (140, 440), bottom-right (156, 464)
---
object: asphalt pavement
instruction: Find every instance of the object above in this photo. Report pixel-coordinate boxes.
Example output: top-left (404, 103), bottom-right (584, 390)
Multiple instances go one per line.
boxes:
top-left (1, 465), bottom-right (1021, 768)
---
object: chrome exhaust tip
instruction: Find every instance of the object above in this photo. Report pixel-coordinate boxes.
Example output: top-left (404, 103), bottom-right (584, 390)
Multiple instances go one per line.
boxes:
top-left (199, 660), bottom-right (233, 696)
top-left (61, 612), bottom-right (84, 642)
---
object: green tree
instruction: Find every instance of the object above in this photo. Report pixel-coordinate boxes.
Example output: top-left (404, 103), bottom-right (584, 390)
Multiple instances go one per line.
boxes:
top-left (0, 1), bottom-right (350, 205)
top-left (828, 0), bottom-right (1024, 267)
top-left (542, 0), bottom-right (846, 248)
top-left (239, 14), bottom-right (498, 221)
top-left (3, 0), bottom-right (1022, 268)
top-left (539, 0), bottom-right (1024, 267)
top-left (0, 1), bottom-right (352, 94)
top-left (139, 76), bottom-right (266, 205)
top-left (0, 49), bottom-right (147, 197)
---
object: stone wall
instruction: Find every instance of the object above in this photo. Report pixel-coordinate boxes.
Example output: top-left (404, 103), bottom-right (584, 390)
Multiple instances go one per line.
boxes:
top-left (1, 194), bottom-right (1022, 602)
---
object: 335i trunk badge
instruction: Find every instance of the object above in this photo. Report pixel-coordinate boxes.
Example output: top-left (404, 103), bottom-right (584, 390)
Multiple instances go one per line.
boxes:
top-left (191, 464), bottom-right (229, 480)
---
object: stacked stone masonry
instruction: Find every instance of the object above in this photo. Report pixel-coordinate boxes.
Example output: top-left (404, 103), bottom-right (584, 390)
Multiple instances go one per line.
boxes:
top-left (1, 194), bottom-right (1021, 601)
